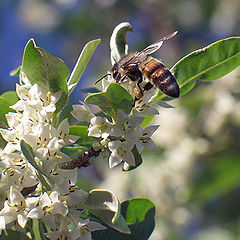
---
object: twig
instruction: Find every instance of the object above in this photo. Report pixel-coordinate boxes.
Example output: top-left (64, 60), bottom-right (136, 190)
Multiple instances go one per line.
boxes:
top-left (61, 146), bottom-right (102, 170)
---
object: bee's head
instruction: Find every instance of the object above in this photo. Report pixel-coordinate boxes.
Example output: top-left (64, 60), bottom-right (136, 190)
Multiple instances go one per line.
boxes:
top-left (111, 64), bottom-right (122, 82)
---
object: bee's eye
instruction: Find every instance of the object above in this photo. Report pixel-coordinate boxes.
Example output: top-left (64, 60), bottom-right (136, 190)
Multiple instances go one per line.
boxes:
top-left (113, 69), bottom-right (121, 80)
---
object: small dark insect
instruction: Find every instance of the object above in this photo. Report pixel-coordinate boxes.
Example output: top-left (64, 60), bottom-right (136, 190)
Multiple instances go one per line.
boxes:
top-left (107, 31), bottom-right (180, 100)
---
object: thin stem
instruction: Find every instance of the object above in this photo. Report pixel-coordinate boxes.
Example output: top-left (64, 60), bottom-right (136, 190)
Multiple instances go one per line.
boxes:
top-left (61, 146), bottom-right (102, 170)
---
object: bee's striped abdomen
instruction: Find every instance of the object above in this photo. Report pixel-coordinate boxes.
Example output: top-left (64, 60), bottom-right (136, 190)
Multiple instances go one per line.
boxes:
top-left (142, 58), bottom-right (179, 98)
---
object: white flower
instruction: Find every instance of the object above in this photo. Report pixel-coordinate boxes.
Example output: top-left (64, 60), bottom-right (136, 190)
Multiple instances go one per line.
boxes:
top-left (12, 83), bottom-right (62, 119)
top-left (132, 87), bottom-right (159, 116)
top-left (0, 129), bottom-right (21, 153)
top-left (112, 110), bottom-right (144, 138)
top-left (0, 78), bottom-right (83, 234)
top-left (108, 140), bottom-right (135, 168)
top-left (35, 144), bottom-right (72, 175)
top-left (19, 71), bottom-right (32, 88)
top-left (0, 152), bottom-right (38, 190)
top-left (1, 110), bottom-right (38, 152)
top-left (49, 168), bottom-right (78, 193)
top-left (132, 101), bottom-right (159, 117)
top-left (44, 217), bottom-right (73, 240)
top-left (0, 216), bottom-right (6, 235)
top-left (88, 116), bottom-right (112, 138)
top-left (5, 112), bottom-right (22, 129)
top-left (44, 229), bottom-right (73, 240)
top-left (23, 119), bottom-right (76, 153)
top-left (60, 189), bottom-right (89, 207)
top-left (71, 101), bottom-right (94, 122)
top-left (56, 118), bottom-right (79, 145)
top-left (71, 215), bottom-right (107, 240)
top-left (135, 125), bottom-right (159, 154)
top-left (0, 187), bottom-right (38, 229)
top-left (27, 191), bottom-right (68, 230)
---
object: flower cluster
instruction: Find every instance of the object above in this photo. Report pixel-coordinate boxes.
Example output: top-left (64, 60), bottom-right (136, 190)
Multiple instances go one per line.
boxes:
top-left (0, 22), bottom-right (170, 239)
top-left (72, 75), bottom-right (160, 169)
top-left (0, 72), bottom-right (106, 239)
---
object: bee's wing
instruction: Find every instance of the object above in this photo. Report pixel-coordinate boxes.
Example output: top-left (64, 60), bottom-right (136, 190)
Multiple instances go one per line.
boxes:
top-left (123, 31), bottom-right (178, 67)
top-left (135, 31), bottom-right (178, 59)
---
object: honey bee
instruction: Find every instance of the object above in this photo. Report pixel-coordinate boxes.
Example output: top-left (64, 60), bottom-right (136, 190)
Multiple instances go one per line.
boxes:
top-left (110, 31), bottom-right (180, 100)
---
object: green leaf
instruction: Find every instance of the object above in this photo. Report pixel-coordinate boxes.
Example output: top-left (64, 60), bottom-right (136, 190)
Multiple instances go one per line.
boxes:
top-left (69, 125), bottom-right (98, 145)
top-left (38, 220), bottom-right (49, 240)
top-left (0, 230), bottom-right (31, 240)
top-left (1, 91), bottom-right (19, 106)
top-left (32, 219), bottom-right (42, 240)
top-left (55, 91), bottom-right (68, 115)
top-left (0, 97), bottom-right (14, 126)
top-left (61, 145), bottom-right (88, 159)
top-left (103, 213), bottom-right (131, 235)
top-left (22, 39), bottom-right (69, 93)
top-left (92, 198), bottom-right (155, 240)
top-left (110, 22), bottom-right (133, 63)
top-left (20, 140), bottom-right (36, 167)
top-left (140, 115), bottom-right (154, 128)
top-left (152, 36), bottom-right (240, 101)
top-left (85, 82), bottom-right (133, 120)
top-left (68, 39), bottom-right (101, 94)
top-left (122, 146), bottom-right (142, 171)
top-left (22, 39), bottom-right (69, 113)
top-left (190, 152), bottom-right (240, 201)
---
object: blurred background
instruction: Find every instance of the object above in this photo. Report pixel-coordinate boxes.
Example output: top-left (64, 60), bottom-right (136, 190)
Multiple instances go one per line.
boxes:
top-left (0, 0), bottom-right (240, 239)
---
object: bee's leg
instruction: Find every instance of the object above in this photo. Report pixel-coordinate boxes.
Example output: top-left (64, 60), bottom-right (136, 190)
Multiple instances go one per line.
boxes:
top-left (133, 82), bottom-right (144, 106)
top-left (143, 82), bottom-right (153, 91)
top-left (119, 74), bottom-right (128, 83)
top-left (133, 97), bottom-right (139, 106)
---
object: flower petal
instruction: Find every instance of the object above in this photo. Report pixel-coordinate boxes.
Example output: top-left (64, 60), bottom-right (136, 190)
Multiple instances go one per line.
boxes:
top-left (17, 213), bottom-right (28, 228)
top-left (109, 154), bottom-right (122, 168)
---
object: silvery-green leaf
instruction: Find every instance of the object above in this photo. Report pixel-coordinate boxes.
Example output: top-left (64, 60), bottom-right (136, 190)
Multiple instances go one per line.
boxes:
top-left (110, 22), bottom-right (133, 65)
top-left (82, 189), bottom-right (131, 233)
top-left (85, 82), bottom-right (134, 121)
top-left (22, 39), bottom-right (69, 94)
top-left (68, 39), bottom-right (101, 94)
top-left (84, 189), bottom-right (120, 221)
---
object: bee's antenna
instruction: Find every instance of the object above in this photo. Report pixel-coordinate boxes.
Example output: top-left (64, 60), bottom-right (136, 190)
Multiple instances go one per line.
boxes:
top-left (95, 73), bottom-right (111, 84)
